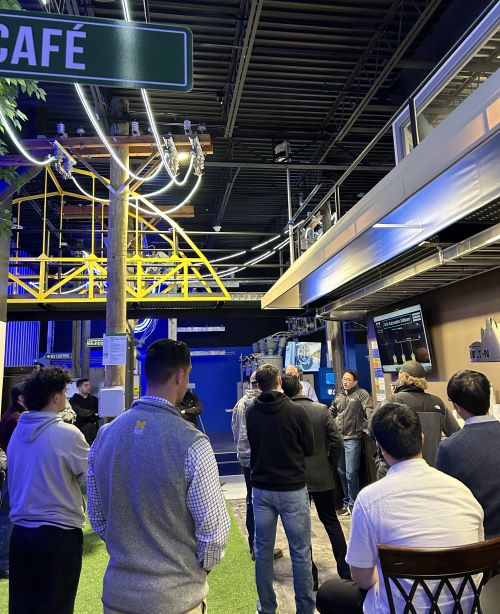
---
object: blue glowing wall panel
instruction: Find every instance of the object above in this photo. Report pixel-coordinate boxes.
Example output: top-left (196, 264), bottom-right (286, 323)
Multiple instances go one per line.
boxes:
top-left (5, 321), bottom-right (40, 366)
top-left (6, 256), bottom-right (40, 366)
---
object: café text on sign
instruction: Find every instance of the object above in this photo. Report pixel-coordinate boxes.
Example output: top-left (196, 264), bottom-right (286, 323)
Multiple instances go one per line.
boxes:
top-left (0, 9), bottom-right (192, 91)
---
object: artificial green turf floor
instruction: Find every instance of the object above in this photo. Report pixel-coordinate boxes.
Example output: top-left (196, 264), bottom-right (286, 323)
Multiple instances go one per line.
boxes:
top-left (0, 506), bottom-right (257, 613)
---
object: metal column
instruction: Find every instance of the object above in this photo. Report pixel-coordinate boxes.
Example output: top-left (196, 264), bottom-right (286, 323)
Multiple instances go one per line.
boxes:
top-left (286, 167), bottom-right (294, 265)
top-left (325, 320), bottom-right (345, 391)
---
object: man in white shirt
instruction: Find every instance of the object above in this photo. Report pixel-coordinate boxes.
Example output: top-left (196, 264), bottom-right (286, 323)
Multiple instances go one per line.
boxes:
top-left (285, 365), bottom-right (318, 402)
top-left (316, 402), bottom-right (484, 614)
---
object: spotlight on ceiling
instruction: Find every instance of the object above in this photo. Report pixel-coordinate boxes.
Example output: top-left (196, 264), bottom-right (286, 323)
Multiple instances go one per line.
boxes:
top-left (213, 225), bottom-right (222, 232)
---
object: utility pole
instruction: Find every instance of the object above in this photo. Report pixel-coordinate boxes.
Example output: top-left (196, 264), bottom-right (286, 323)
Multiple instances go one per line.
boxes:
top-left (104, 97), bottom-right (129, 391)
top-left (71, 320), bottom-right (82, 377)
top-left (82, 320), bottom-right (91, 378)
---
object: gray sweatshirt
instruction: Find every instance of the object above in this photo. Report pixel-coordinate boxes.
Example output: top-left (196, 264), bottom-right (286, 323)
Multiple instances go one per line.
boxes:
top-left (8, 411), bottom-right (89, 529)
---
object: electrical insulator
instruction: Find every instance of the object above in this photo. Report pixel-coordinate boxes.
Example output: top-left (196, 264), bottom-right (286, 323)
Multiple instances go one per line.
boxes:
top-left (56, 122), bottom-right (66, 138)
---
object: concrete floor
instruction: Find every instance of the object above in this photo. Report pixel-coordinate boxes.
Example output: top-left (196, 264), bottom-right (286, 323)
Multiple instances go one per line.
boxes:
top-left (223, 475), bottom-right (352, 614)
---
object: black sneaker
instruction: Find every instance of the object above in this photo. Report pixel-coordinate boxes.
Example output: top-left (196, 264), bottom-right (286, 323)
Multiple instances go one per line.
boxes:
top-left (339, 506), bottom-right (351, 517)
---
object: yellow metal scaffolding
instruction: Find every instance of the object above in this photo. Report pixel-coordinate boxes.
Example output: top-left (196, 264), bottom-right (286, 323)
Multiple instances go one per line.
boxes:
top-left (8, 167), bottom-right (231, 304)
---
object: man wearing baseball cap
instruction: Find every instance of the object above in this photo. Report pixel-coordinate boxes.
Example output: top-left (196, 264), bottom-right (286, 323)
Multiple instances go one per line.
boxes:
top-left (373, 360), bottom-right (460, 476)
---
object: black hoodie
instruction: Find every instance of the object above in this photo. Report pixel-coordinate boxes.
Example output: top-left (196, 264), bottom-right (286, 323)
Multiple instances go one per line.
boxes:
top-left (246, 390), bottom-right (314, 491)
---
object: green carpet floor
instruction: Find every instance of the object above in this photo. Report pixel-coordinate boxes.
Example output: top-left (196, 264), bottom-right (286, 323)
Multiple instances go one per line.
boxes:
top-left (0, 507), bottom-right (257, 613)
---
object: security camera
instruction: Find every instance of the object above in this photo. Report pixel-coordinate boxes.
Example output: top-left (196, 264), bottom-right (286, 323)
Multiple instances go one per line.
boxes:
top-left (183, 119), bottom-right (192, 135)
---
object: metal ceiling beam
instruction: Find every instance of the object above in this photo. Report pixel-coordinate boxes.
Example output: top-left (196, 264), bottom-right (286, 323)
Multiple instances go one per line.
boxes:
top-left (319, 0), bottom-right (444, 162)
top-left (204, 161), bottom-right (391, 171)
top-left (320, 0), bottom-right (404, 131)
top-left (214, 168), bottom-right (240, 228)
top-left (224, 0), bottom-right (264, 138)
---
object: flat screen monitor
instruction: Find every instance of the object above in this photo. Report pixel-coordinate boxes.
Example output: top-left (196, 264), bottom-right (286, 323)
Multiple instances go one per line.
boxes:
top-left (285, 341), bottom-right (322, 372)
top-left (373, 304), bottom-right (433, 373)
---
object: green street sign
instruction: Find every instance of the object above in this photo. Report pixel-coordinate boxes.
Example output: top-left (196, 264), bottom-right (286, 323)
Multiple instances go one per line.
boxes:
top-left (0, 9), bottom-right (192, 91)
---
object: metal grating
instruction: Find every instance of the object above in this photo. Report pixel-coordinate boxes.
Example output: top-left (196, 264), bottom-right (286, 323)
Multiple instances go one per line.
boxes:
top-left (318, 221), bottom-right (500, 315)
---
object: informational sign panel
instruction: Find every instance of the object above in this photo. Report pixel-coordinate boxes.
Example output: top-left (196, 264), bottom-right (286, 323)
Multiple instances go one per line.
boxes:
top-left (85, 338), bottom-right (104, 348)
top-left (0, 9), bottom-right (193, 91)
top-left (103, 333), bottom-right (127, 366)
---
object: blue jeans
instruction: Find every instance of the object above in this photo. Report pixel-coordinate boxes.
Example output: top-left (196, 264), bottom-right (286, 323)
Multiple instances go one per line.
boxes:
top-left (253, 486), bottom-right (314, 614)
top-left (337, 439), bottom-right (362, 509)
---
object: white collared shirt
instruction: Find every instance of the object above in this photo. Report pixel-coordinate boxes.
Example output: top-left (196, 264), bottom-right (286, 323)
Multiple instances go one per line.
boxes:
top-left (347, 458), bottom-right (484, 614)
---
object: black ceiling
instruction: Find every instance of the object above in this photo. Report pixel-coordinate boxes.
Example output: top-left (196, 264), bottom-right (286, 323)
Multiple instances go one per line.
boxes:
top-left (10, 0), bottom-right (494, 294)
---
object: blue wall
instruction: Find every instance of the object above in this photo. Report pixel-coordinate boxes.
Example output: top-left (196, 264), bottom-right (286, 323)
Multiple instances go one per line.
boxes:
top-left (188, 347), bottom-right (252, 433)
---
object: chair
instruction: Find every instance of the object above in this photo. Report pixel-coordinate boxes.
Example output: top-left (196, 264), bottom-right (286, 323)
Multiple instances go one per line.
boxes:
top-left (378, 537), bottom-right (500, 613)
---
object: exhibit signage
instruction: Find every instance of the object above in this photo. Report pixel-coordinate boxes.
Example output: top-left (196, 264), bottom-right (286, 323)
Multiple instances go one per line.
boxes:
top-left (46, 352), bottom-right (71, 360)
top-left (0, 9), bottom-right (193, 91)
top-left (85, 337), bottom-right (104, 348)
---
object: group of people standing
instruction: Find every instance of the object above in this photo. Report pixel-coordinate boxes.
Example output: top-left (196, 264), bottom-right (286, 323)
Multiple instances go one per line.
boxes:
top-left (233, 360), bottom-right (500, 614)
top-left (0, 341), bottom-right (498, 614)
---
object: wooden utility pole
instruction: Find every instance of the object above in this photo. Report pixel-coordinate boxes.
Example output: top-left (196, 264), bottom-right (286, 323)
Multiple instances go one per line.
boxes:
top-left (104, 97), bottom-right (129, 390)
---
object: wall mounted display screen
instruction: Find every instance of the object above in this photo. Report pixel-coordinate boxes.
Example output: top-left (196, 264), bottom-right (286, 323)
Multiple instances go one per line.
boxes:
top-left (373, 304), bottom-right (433, 373)
top-left (285, 341), bottom-right (322, 372)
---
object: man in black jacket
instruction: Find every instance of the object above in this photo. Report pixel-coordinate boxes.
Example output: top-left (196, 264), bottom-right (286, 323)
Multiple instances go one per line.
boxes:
top-left (69, 378), bottom-right (99, 444)
top-left (176, 389), bottom-right (203, 429)
top-left (282, 375), bottom-right (350, 588)
top-left (374, 360), bottom-right (459, 477)
top-left (330, 370), bottom-right (373, 514)
top-left (247, 364), bottom-right (315, 614)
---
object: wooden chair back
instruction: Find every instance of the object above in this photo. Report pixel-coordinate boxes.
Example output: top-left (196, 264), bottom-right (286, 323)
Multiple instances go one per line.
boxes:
top-left (378, 537), bottom-right (500, 613)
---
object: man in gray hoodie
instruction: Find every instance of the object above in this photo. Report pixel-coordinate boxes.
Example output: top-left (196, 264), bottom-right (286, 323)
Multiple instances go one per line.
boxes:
top-left (7, 366), bottom-right (89, 614)
top-left (88, 339), bottom-right (230, 614)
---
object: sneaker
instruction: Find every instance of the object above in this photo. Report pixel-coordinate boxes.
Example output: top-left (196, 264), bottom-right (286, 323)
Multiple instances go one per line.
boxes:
top-left (339, 506), bottom-right (351, 517)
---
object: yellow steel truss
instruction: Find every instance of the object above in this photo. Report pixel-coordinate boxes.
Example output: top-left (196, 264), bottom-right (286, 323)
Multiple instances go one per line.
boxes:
top-left (9, 167), bottom-right (231, 304)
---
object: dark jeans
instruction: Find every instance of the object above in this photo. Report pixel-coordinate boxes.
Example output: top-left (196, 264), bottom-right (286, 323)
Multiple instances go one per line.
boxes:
top-left (0, 481), bottom-right (13, 573)
top-left (243, 465), bottom-right (255, 552)
top-left (9, 524), bottom-right (83, 614)
top-left (310, 490), bottom-right (350, 581)
top-left (316, 578), bottom-right (366, 614)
